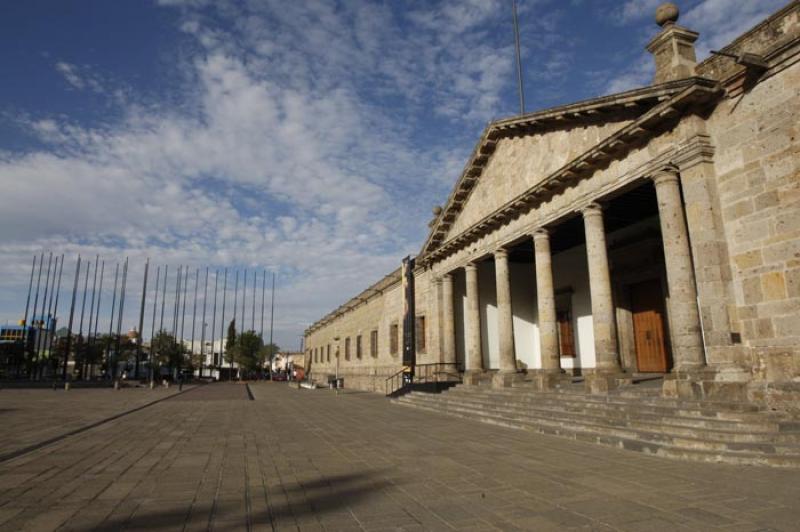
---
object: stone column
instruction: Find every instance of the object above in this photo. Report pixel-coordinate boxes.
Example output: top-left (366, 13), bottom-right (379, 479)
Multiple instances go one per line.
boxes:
top-left (582, 203), bottom-right (621, 373)
top-left (533, 229), bottom-right (560, 372)
top-left (464, 263), bottom-right (483, 381)
top-left (441, 274), bottom-right (456, 366)
top-left (652, 168), bottom-right (705, 370)
top-left (494, 249), bottom-right (517, 374)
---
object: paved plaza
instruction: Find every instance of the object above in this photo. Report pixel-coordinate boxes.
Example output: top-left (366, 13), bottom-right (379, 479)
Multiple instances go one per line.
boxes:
top-left (0, 383), bottom-right (799, 531)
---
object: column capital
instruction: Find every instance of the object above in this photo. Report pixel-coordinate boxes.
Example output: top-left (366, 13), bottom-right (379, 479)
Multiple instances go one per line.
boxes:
top-left (580, 201), bottom-right (604, 217)
top-left (651, 164), bottom-right (681, 186)
top-left (464, 262), bottom-right (478, 272)
top-left (532, 227), bottom-right (550, 241)
top-left (441, 272), bottom-right (453, 283)
top-left (494, 248), bottom-right (509, 260)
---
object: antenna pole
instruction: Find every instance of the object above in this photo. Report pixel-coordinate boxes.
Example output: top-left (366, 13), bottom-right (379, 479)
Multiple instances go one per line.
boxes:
top-left (512, 0), bottom-right (525, 115)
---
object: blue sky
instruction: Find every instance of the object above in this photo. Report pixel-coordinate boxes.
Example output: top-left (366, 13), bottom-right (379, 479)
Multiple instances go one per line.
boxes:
top-left (0, 0), bottom-right (787, 349)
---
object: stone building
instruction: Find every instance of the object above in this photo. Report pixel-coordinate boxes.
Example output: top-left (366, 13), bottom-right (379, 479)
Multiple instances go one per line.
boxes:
top-left (305, 2), bottom-right (800, 410)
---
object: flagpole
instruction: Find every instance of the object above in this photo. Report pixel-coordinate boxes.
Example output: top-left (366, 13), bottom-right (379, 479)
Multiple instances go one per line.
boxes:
top-left (135, 258), bottom-right (149, 380)
top-left (512, 0), bottom-right (525, 115)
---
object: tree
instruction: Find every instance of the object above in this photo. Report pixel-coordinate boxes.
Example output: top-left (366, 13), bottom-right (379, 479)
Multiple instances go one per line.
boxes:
top-left (236, 330), bottom-right (263, 373)
top-left (151, 330), bottom-right (185, 376)
top-left (224, 319), bottom-right (237, 380)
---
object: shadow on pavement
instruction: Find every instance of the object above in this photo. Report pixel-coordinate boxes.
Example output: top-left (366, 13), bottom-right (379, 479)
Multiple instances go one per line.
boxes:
top-left (82, 470), bottom-right (393, 531)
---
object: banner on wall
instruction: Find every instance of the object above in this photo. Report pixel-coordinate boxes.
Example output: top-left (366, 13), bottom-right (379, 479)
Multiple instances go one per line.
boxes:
top-left (401, 256), bottom-right (416, 369)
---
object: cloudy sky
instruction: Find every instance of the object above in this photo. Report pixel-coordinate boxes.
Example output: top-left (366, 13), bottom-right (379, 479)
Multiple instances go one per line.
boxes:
top-left (0, 0), bottom-right (787, 350)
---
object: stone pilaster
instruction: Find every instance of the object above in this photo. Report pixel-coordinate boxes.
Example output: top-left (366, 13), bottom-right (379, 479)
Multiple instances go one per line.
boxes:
top-left (652, 167), bottom-right (706, 370)
top-left (494, 249), bottom-right (517, 387)
top-left (582, 203), bottom-right (621, 374)
top-left (464, 263), bottom-right (483, 382)
top-left (533, 229), bottom-right (560, 373)
top-left (441, 273), bottom-right (456, 366)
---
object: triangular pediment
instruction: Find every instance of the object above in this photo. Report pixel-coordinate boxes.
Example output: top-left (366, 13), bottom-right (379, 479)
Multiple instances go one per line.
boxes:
top-left (419, 78), bottom-right (720, 260)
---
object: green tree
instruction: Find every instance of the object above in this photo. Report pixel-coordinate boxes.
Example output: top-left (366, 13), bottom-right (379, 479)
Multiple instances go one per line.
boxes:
top-left (150, 330), bottom-right (185, 374)
top-left (236, 331), bottom-right (264, 373)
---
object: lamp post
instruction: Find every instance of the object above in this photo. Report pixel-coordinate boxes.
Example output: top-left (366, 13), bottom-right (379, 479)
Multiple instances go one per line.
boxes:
top-left (334, 335), bottom-right (340, 396)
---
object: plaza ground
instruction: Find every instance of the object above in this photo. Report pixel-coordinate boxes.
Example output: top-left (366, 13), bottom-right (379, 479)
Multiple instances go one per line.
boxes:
top-left (0, 382), bottom-right (799, 531)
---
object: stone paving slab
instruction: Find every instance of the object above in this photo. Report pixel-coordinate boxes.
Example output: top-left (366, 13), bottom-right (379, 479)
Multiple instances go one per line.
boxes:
top-left (0, 382), bottom-right (799, 530)
top-left (0, 385), bottom-right (195, 459)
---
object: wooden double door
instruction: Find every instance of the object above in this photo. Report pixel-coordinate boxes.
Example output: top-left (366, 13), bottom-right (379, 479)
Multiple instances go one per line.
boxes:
top-left (630, 279), bottom-right (671, 373)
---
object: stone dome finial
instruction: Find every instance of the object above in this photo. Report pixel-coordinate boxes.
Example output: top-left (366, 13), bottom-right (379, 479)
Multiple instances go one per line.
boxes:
top-left (655, 2), bottom-right (679, 27)
top-left (432, 205), bottom-right (443, 216)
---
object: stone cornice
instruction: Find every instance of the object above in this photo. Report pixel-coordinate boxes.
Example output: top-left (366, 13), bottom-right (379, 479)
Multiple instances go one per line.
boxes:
top-left (419, 78), bottom-right (719, 261)
top-left (305, 268), bottom-right (401, 335)
top-left (417, 78), bottom-right (722, 267)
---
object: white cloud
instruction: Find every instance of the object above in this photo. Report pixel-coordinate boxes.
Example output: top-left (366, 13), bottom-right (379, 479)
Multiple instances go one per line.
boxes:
top-left (1, 0), bottom-right (515, 347)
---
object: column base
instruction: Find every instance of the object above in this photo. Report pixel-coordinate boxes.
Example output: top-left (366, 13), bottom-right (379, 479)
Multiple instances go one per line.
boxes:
top-left (662, 366), bottom-right (750, 402)
top-left (525, 370), bottom-right (571, 391)
top-left (584, 371), bottom-right (630, 394)
top-left (462, 370), bottom-right (486, 386)
top-left (492, 371), bottom-right (524, 388)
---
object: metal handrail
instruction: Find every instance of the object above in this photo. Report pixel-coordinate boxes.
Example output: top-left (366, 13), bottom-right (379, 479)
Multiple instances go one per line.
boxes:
top-left (385, 362), bottom-right (463, 397)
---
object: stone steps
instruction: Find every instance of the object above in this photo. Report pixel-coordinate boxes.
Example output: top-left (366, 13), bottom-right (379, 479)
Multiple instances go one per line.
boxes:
top-left (401, 393), bottom-right (800, 443)
top-left (393, 385), bottom-right (800, 468)
top-left (441, 389), bottom-right (787, 428)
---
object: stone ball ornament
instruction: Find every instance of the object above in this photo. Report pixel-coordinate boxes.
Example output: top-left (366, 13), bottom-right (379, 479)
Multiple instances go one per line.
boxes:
top-left (432, 205), bottom-right (443, 216)
top-left (655, 2), bottom-right (680, 27)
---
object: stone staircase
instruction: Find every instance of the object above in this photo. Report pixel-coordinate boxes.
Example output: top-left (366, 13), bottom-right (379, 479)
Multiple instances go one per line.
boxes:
top-left (393, 381), bottom-right (800, 468)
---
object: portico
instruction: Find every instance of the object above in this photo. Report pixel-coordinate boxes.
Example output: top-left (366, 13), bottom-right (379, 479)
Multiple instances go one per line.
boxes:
top-left (433, 170), bottom-right (707, 393)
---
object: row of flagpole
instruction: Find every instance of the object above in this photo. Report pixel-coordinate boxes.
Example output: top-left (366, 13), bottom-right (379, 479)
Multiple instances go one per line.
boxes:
top-left (17, 253), bottom-right (276, 380)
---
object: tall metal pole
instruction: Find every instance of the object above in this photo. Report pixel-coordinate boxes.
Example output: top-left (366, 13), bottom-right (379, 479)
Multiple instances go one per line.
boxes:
top-left (84, 255), bottom-right (99, 378)
top-left (22, 255), bottom-right (36, 328)
top-left (242, 269), bottom-right (248, 333)
top-left (180, 266), bottom-right (188, 347)
top-left (219, 268), bottom-right (227, 378)
top-left (199, 267), bottom-right (208, 378)
top-left (76, 257), bottom-right (91, 378)
top-left (38, 253), bottom-right (58, 377)
top-left (268, 273), bottom-right (276, 365)
top-left (172, 265), bottom-right (182, 337)
top-left (63, 256), bottom-right (81, 382)
top-left (34, 252), bottom-right (53, 371)
top-left (105, 263), bottom-right (120, 374)
top-left (191, 268), bottom-right (199, 363)
top-left (159, 265), bottom-right (168, 334)
top-left (251, 270), bottom-right (256, 333)
top-left (260, 269), bottom-right (266, 341)
top-left (49, 255), bottom-right (64, 377)
top-left (210, 269), bottom-right (219, 377)
top-left (113, 258), bottom-right (128, 379)
top-left (92, 260), bottom-right (105, 345)
top-left (150, 265), bottom-right (161, 384)
top-left (29, 252), bottom-right (45, 375)
top-left (232, 270), bottom-right (238, 380)
top-left (135, 258), bottom-right (149, 379)
top-left (512, 0), bottom-right (525, 115)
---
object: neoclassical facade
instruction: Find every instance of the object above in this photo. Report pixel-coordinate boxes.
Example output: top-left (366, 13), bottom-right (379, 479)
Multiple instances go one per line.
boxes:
top-left (305, 3), bottom-right (800, 408)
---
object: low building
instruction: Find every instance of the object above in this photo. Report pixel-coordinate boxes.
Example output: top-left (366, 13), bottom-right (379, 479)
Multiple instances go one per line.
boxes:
top-left (304, 3), bottom-right (800, 410)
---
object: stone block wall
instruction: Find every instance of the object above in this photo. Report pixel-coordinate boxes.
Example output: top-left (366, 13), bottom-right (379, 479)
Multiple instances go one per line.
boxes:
top-left (708, 57), bottom-right (800, 383)
top-left (305, 269), bottom-right (439, 393)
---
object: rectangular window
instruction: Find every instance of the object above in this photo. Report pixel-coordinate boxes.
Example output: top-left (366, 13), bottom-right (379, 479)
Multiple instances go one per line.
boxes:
top-left (370, 329), bottom-right (378, 358)
top-left (356, 335), bottom-right (362, 359)
top-left (326, 344), bottom-right (331, 362)
top-left (389, 323), bottom-right (399, 356)
top-left (345, 337), bottom-right (351, 361)
top-left (415, 315), bottom-right (426, 353)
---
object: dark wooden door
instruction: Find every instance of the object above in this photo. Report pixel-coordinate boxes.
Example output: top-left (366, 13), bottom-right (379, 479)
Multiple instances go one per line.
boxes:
top-left (630, 279), bottom-right (669, 373)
